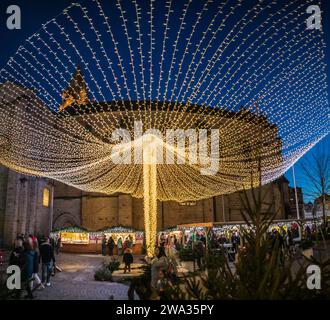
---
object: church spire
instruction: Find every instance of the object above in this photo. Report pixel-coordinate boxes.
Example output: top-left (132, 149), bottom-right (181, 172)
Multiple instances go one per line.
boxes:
top-left (59, 65), bottom-right (89, 111)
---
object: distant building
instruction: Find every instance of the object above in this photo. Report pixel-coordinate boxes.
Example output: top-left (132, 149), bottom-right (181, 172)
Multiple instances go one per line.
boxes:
top-left (314, 194), bottom-right (330, 219)
top-left (302, 196), bottom-right (330, 220)
top-left (288, 186), bottom-right (304, 219)
top-left (303, 202), bottom-right (314, 219)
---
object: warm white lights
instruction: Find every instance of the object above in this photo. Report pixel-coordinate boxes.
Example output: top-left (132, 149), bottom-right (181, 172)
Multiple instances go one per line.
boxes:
top-left (0, 0), bottom-right (328, 257)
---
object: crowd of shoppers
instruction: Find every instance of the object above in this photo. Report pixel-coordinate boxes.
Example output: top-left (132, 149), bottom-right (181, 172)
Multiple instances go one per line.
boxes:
top-left (8, 234), bottom-right (57, 299)
top-left (101, 234), bottom-right (133, 256)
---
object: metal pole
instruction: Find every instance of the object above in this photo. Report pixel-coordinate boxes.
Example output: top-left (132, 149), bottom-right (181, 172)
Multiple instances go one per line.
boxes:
top-left (292, 165), bottom-right (300, 220)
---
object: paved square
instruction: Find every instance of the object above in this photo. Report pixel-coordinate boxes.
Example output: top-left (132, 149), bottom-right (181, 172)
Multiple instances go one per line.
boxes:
top-left (32, 253), bottom-right (139, 300)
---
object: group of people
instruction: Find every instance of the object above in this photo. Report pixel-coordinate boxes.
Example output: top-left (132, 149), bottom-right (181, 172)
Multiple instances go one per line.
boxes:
top-left (149, 240), bottom-right (179, 299)
top-left (8, 234), bottom-right (57, 299)
top-left (171, 229), bottom-right (243, 267)
top-left (100, 234), bottom-right (135, 274)
top-left (101, 234), bottom-right (133, 257)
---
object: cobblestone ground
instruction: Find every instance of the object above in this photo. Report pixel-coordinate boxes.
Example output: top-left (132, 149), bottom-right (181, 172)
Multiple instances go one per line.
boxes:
top-left (32, 253), bottom-right (139, 300)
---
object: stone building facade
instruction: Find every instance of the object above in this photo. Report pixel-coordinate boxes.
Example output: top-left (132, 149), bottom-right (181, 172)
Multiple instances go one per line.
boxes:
top-left (0, 164), bottom-right (299, 247)
top-left (0, 166), bottom-right (54, 246)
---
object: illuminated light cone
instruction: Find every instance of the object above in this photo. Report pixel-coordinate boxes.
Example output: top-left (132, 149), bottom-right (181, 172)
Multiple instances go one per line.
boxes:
top-left (142, 134), bottom-right (158, 257)
top-left (0, 1), bottom-right (328, 257)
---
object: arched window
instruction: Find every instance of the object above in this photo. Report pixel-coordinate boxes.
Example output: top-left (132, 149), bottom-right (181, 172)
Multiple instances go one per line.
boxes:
top-left (43, 188), bottom-right (50, 207)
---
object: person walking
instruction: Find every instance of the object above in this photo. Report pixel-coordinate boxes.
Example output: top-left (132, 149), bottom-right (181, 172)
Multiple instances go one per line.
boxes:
top-left (39, 237), bottom-right (56, 287)
top-left (9, 239), bottom-right (25, 268)
top-left (305, 225), bottom-right (312, 241)
top-left (22, 239), bottom-right (38, 299)
top-left (108, 236), bottom-right (115, 256)
top-left (117, 237), bottom-right (123, 256)
top-left (29, 235), bottom-right (44, 291)
top-left (123, 248), bottom-right (134, 273)
top-left (194, 240), bottom-right (205, 270)
top-left (151, 246), bottom-right (168, 289)
top-left (101, 234), bottom-right (107, 256)
top-left (156, 269), bottom-right (169, 300)
top-left (127, 235), bottom-right (133, 248)
top-left (55, 235), bottom-right (61, 255)
top-left (123, 237), bottom-right (129, 252)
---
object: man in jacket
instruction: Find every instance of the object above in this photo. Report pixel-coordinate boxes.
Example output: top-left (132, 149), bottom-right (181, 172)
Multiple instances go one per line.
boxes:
top-left (108, 236), bottom-right (115, 256)
top-left (39, 237), bottom-right (55, 287)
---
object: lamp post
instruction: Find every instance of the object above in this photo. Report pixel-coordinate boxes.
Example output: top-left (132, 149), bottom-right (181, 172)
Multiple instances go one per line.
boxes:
top-left (292, 164), bottom-right (300, 220)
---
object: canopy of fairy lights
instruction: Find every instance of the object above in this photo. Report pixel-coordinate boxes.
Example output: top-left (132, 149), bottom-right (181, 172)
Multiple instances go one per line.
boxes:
top-left (0, 0), bottom-right (329, 256)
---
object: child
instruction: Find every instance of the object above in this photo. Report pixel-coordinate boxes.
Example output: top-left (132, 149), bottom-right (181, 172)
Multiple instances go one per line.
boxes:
top-left (123, 248), bottom-right (133, 273)
top-left (156, 269), bottom-right (168, 299)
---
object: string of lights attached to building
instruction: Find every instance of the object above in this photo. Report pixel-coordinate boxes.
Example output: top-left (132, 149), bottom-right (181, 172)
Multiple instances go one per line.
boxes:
top-left (0, 0), bottom-right (328, 256)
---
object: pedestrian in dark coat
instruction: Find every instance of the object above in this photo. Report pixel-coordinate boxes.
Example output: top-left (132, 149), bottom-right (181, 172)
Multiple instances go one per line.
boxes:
top-left (101, 234), bottom-right (107, 256)
top-left (123, 248), bottom-right (134, 273)
top-left (108, 236), bottom-right (115, 256)
top-left (39, 237), bottom-right (56, 286)
top-left (9, 239), bottom-right (25, 268)
top-left (22, 240), bottom-right (38, 299)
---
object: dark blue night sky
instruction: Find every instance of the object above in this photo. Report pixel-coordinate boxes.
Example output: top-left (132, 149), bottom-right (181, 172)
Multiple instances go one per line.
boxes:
top-left (0, 0), bottom-right (329, 202)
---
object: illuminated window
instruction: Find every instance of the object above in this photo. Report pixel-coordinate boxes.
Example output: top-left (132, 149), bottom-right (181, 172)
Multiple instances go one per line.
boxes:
top-left (43, 188), bottom-right (50, 207)
top-left (179, 201), bottom-right (196, 206)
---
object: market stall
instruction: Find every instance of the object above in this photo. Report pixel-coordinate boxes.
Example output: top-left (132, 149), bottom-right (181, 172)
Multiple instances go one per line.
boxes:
top-left (51, 226), bottom-right (144, 255)
top-left (177, 219), bottom-right (303, 246)
top-left (176, 220), bottom-right (304, 263)
top-left (177, 222), bottom-right (214, 248)
top-left (158, 227), bottom-right (184, 246)
top-left (94, 226), bottom-right (144, 255)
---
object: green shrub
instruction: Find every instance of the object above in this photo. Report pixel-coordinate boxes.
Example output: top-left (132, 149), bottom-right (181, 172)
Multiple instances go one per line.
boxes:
top-left (106, 259), bottom-right (120, 273)
top-left (94, 258), bottom-right (120, 282)
top-left (94, 267), bottom-right (113, 282)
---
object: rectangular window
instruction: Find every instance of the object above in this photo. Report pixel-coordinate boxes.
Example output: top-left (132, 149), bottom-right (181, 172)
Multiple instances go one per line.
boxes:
top-left (179, 201), bottom-right (197, 206)
top-left (43, 188), bottom-right (50, 207)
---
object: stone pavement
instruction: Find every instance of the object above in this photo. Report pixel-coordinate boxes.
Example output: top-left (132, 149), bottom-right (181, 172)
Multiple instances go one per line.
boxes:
top-left (33, 253), bottom-right (139, 300)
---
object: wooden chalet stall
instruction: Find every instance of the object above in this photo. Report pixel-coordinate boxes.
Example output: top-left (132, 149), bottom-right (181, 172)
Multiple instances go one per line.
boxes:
top-left (51, 226), bottom-right (144, 255)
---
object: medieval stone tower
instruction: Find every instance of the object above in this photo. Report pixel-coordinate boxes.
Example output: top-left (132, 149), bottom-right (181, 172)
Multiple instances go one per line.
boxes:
top-left (59, 65), bottom-right (90, 112)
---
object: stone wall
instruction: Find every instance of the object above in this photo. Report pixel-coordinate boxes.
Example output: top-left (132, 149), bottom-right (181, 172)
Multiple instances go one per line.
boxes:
top-left (82, 194), bottom-right (119, 231)
top-left (225, 183), bottom-right (285, 221)
top-left (53, 180), bottom-right (82, 229)
top-left (52, 179), bottom-right (288, 231)
top-left (0, 168), bottom-right (53, 247)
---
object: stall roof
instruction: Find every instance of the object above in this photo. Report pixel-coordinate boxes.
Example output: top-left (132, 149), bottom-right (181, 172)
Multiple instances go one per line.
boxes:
top-left (177, 219), bottom-right (301, 229)
top-left (177, 222), bottom-right (215, 228)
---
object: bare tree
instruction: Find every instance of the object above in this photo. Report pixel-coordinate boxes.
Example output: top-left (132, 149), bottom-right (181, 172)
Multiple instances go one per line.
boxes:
top-left (296, 139), bottom-right (330, 225)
